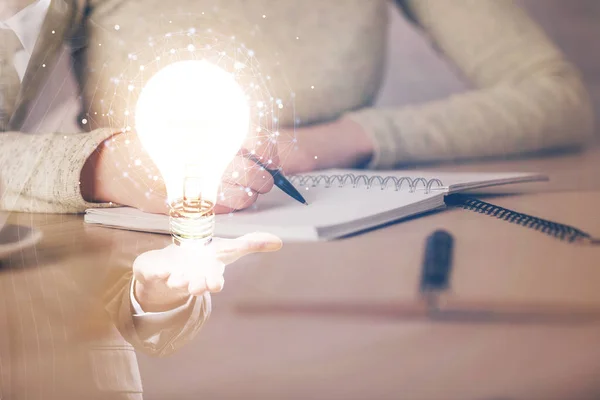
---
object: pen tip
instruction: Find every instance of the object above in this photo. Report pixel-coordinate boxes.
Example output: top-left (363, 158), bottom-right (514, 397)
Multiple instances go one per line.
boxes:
top-left (304, 202), bottom-right (309, 205)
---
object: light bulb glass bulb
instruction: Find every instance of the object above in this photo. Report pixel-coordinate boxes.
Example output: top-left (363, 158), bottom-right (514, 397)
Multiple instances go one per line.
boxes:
top-left (135, 60), bottom-right (250, 245)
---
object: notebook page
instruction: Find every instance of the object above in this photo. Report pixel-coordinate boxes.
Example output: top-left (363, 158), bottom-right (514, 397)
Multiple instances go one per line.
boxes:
top-left (218, 184), bottom-right (441, 229)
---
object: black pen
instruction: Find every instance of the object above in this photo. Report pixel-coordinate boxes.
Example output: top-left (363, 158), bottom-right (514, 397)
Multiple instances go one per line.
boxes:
top-left (241, 152), bottom-right (308, 205)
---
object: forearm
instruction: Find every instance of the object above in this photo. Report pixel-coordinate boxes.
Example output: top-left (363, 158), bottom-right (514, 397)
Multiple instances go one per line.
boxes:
top-left (348, 66), bottom-right (594, 168)
top-left (0, 128), bottom-right (117, 213)
top-left (345, 0), bottom-right (594, 169)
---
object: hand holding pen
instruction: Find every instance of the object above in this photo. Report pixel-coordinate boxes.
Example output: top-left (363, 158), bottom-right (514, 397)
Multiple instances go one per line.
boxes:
top-left (237, 148), bottom-right (308, 205)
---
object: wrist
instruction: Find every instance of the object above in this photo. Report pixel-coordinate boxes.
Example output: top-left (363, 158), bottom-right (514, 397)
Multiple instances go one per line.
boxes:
top-left (306, 117), bottom-right (374, 170)
top-left (133, 279), bottom-right (191, 313)
top-left (336, 117), bottom-right (374, 168)
top-left (80, 132), bottom-right (124, 203)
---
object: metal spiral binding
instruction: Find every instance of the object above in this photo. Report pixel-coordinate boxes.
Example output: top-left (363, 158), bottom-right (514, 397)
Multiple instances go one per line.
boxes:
top-left (445, 194), bottom-right (600, 245)
top-left (289, 173), bottom-right (445, 193)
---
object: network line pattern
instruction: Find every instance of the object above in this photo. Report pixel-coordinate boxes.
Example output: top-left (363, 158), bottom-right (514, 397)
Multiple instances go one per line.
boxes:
top-left (79, 11), bottom-right (298, 211)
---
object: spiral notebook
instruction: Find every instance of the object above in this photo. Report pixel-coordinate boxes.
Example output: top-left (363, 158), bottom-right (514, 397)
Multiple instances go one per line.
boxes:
top-left (84, 169), bottom-right (547, 241)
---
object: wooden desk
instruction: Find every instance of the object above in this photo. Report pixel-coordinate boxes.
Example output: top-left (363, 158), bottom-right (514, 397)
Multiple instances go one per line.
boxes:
top-left (5, 146), bottom-right (600, 400)
top-left (134, 190), bottom-right (600, 400)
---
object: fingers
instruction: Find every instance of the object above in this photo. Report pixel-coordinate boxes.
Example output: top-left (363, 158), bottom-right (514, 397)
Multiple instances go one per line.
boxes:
top-left (187, 271), bottom-right (225, 295)
top-left (214, 182), bottom-right (259, 214)
top-left (223, 156), bottom-right (274, 193)
top-left (214, 232), bottom-right (283, 264)
top-left (243, 129), bottom-right (281, 170)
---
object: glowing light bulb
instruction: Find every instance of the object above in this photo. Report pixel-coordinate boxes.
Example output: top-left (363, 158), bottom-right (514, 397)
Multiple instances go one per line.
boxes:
top-left (135, 60), bottom-right (250, 245)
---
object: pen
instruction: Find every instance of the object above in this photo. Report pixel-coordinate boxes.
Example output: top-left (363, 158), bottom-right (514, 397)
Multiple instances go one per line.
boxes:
top-left (235, 229), bottom-right (600, 323)
top-left (419, 229), bottom-right (454, 310)
top-left (241, 152), bottom-right (308, 205)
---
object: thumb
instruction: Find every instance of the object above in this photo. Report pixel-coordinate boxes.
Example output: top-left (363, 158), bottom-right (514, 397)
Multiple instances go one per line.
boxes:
top-left (215, 232), bottom-right (282, 265)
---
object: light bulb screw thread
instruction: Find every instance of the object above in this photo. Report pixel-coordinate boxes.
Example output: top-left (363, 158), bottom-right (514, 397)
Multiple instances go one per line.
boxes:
top-left (169, 198), bottom-right (215, 246)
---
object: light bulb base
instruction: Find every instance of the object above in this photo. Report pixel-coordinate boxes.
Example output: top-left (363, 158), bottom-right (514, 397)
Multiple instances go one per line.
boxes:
top-left (169, 199), bottom-right (215, 247)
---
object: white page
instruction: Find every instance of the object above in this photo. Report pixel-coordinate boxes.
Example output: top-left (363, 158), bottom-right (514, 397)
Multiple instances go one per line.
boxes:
top-left (217, 183), bottom-right (440, 229)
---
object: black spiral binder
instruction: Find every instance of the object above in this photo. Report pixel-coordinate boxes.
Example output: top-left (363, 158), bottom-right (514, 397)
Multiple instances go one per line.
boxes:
top-left (289, 173), bottom-right (446, 193)
top-left (445, 194), bottom-right (600, 245)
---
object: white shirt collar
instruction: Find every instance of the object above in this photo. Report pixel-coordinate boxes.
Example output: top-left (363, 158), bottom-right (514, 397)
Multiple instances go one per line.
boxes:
top-left (0, 0), bottom-right (51, 56)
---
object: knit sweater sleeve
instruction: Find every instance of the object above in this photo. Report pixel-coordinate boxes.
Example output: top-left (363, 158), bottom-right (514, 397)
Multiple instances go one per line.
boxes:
top-left (347, 0), bottom-right (595, 168)
top-left (0, 128), bottom-right (116, 213)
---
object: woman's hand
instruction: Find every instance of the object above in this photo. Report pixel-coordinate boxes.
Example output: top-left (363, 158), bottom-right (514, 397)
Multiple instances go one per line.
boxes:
top-left (132, 232), bottom-right (282, 312)
top-left (277, 117), bottom-right (375, 175)
top-left (80, 131), bottom-right (279, 214)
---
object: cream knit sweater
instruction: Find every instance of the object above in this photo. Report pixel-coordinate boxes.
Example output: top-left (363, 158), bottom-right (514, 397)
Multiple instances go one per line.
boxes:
top-left (0, 0), bottom-right (594, 213)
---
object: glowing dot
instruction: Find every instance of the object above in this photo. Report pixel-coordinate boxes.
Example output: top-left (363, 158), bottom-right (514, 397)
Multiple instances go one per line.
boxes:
top-left (256, 127), bottom-right (262, 132)
top-left (234, 62), bottom-right (245, 70)
top-left (114, 24), bottom-right (120, 30)
top-left (189, 27), bottom-right (196, 34)
top-left (139, 65), bottom-right (145, 71)
top-left (247, 192), bottom-right (253, 197)
top-left (134, 159), bottom-right (141, 166)
top-left (311, 85), bottom-right (315, 89)
top-left (274, 131), bottom-right (280, 136)
top-left (153, 176), bottom-right (158, 181)
top-left (98, 43), bottom-right (101, 46)
top-left (250, 150), bottom-right (256, 154)
top-left (127, 84), bottom-right (134, 91)
top-left (187, 44), bottom-right (195, 52)
top-left (63, 135), bottom-right (67, 139)
top-left (232, 171), bottom-right (239, 179)
top-left (123, 172), bottom-right (128, 177)
top-left (314, 156), bottom-right (318, 159)
top-left (278, 104), bottom-right (283, 109)
top-left (305, 187), bottom-right (309, 191)
top-left (156, 56), bottom-right (160, 61)
top-left (262, 14), bottom-right (266, 18)
top-left (257, 101), bottom-right (264, 108)
top-left (170, 48), bottom-right (176, 54)
top-left (81, 118), bottom-right (88, 124)
top-left (267, 159), bottom-right (272, 164)
top-left (248, 50), bottom-right (254, 57)
top-left (124, 139), bottom-right (130, 145)
top-left (296, 36), bottom-right (299, 40)
top-left (124, 110), bottom-right (129, 116)
top-left (245, 187), bottom-right (251, 193)
top-left (42, 64), bottom-right (46, 68)
top-left (51, 30), bottom-right (55, 34)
